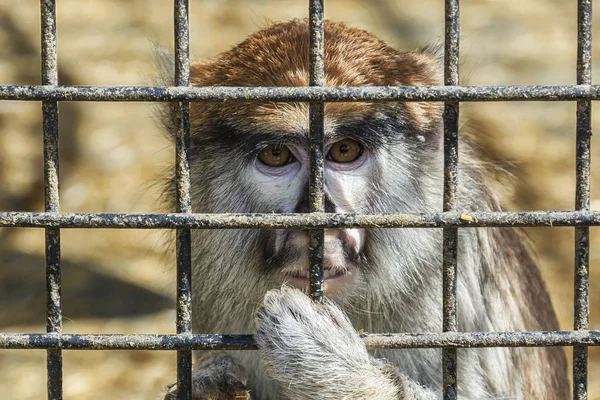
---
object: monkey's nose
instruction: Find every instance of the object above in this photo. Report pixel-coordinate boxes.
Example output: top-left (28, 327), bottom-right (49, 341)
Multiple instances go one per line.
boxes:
top-left (293, 188), bottom-right (337, 213)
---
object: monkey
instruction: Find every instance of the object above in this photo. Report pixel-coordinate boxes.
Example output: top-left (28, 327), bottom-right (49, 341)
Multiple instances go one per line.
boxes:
top-left (160, 19), bottom-right (569, 400)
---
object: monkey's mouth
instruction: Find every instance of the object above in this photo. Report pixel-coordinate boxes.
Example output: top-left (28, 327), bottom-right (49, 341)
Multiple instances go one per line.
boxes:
top-left (266, 228), bottom-right (363, 292)
top-left (281, 266), bottom-right (354, 293)
top-left (285, 266), bottom-right (349, 281)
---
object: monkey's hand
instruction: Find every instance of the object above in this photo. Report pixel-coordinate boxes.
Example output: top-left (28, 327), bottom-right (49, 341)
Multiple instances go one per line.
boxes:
top-left (164, 355), bottom-right (251, 400)
top-left (255, 287), bottom-right (422, 400)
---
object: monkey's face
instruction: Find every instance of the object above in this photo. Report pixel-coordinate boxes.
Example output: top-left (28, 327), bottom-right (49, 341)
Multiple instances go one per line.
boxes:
top-left (252, 132), bottom-right (372, 295)
top-left (188, 107), bottom-right (437, 299)
top-left (184, 20), bottom-right (442, 300)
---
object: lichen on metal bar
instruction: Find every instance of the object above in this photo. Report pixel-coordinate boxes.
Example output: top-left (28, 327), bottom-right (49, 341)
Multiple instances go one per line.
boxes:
top-left (40, 0), bottom-right (63, 398)
top-left (173, 0), bottom-right (193, 399)
top-left (2, 210), bottom-right (600, 229)
top-left (2, 84), bottom-right (600, 102)
top-left (573, 0), bottom-right (592, 399)
top-left (442, 0), bottom-right (460, 398)
top-left (0, 331), bottom-right (598, 351)
top-left (308, 0), bottom-right (325, 302)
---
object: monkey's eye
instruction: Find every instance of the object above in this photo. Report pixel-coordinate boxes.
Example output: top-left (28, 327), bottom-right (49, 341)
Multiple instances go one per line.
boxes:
top-left (257, 145), bottom-right (293, 167)
top-left (328, 139), bottom-right (362, 163)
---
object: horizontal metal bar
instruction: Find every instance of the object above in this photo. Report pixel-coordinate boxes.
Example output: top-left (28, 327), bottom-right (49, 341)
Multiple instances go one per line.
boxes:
top-left (1, 84), bottom-right (600, 102)
top-left (0, 331), bottom-right (598, 351)
top-left (1, 211), bottom-right (599, 229)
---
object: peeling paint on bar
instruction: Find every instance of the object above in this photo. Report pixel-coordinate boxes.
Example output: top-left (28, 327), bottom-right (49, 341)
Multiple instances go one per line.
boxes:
top-left (1, 211), bottom-right (600, 229)
top-left (1, 84), bottom-right (600, 102)
top-left (0, 331), bottom-right (598, 350)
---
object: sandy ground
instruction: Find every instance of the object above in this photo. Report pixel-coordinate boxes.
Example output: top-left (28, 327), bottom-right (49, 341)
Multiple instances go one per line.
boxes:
top-left (0, 0), bottom-right (599, 398)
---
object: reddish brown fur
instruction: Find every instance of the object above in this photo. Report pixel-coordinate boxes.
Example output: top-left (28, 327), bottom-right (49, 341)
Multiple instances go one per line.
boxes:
top-left (188, 20), bottom-right (441, 136)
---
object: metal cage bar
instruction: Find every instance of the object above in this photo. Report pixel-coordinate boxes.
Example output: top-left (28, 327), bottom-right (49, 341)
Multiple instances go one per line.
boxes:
top-left (442, 0), bottom-right (460, 398)
top-left (0, 330), bottom-right (599, 350)
top-left (173, 0), bottom-right (193, 399)
top-left (574, 0), bottom-right (592, 398)
top-left (308, 0), bottom-right (326, 302)
top-left (4, 84), bottom-right (600, 102)
top-left (2, 210), bottom-right (600, 229)
top-left (40, 1), bottom-right (62, 399)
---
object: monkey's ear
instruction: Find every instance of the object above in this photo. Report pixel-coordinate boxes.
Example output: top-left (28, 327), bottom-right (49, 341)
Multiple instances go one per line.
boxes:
top-left (416, 43), bottom-right (444, 83)
top-left (153, 46), bottom-right (213, 139)
top-left (152, 46), bottom-right (178, 139)
top-left (153, 46), bottom-right (212, 87)
top-left (153, 45), bottom-right (175, 86)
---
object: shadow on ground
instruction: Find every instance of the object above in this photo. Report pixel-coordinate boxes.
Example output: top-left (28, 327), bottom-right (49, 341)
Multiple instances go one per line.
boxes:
top-left (0, 251), bottom-right (173, 328)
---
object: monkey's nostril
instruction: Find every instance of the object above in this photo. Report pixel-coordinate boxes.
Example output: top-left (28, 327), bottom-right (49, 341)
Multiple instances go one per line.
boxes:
top-left (325, 228), bottom-right (364, 255)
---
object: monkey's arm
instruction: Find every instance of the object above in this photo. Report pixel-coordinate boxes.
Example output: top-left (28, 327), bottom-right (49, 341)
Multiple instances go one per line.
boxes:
top-left (164, 354), bottom-right (250, 400)
top-left (255, 287), bottom-right (438, 400)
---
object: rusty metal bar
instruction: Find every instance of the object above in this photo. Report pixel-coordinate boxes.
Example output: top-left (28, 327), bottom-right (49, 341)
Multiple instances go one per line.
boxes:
top-left (40, 1), bottom-right (62, 399)
top-left (443, 0), bottom-right (460, 399)
top-left (2, 210), bottom-right (600, 229)
top-left (308, 0), bottom-right (325, 302)
top-left (173, 0), bottom-right (192, 399)
top-left (0, 331), bottom-right (599, 351)
top-left (4, 84), bottom-right (600, 102)
top-left (574, 0), bottom-right (592, 398)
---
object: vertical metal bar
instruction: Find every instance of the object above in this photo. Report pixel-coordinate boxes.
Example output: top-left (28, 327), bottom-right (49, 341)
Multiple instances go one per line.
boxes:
top-left (308, 0), bottom-right (325, 303)
top-left (40, 1), bottom-right (62, 399)
top-left (574, 1), bottom-right (592, 399)
top-left (443, 0), bottom-right (460, 399)
top-left (174, 1), bottom-right (192, 399)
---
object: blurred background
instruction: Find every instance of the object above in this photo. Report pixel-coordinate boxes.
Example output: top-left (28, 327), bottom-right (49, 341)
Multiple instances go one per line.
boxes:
top-left (0, 0), bottom-right (599, 398)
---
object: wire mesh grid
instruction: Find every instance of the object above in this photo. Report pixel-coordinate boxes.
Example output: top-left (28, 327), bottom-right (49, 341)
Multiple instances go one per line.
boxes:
top-left (0, 0), bottom-right (598, 399)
